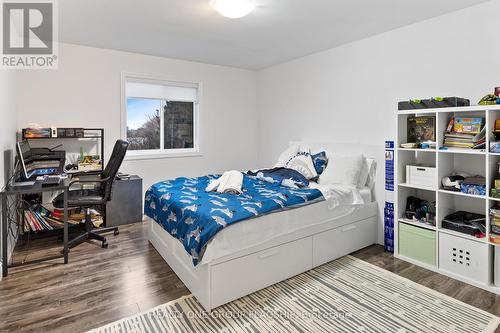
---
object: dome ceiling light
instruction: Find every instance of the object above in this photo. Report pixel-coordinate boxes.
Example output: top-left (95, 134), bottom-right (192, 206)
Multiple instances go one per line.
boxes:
top-left (210, 0), bottom-right (256, 19)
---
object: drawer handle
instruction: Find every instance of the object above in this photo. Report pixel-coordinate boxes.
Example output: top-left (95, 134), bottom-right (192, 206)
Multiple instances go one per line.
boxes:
top-left (341, 225), bottom-right (357, 233)
top-left (258, 251), bottom-right (280, 260)
top-left (416, 168), bottom-right (426, 171)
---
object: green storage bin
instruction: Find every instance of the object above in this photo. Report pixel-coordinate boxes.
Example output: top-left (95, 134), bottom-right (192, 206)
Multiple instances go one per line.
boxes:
top-left (399, 222), bottom-right (436, 266)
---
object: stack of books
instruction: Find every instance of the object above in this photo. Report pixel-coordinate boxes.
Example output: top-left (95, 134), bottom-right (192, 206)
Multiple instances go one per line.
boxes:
top-left (23, 208), bottom-right (56, 232)
top-left (20, 205), bottom-right (102, 233)
top-left (443, 117), bottom-right (485, 149)
top-left (490, 207), bottom-right (500, 244)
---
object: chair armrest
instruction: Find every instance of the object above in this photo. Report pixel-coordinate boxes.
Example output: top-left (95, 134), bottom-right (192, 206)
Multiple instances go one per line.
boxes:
top-left (83, 170), bottom-right (104, 176)
top-left (69, 176), bottom-right (110, 186)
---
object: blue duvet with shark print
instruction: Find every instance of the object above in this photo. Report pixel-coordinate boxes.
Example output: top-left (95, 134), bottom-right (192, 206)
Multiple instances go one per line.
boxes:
top-left (144, 174), bottom-right (324, 265)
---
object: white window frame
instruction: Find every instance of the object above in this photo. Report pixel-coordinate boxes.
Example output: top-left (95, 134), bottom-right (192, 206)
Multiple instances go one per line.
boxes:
top-left (121, 72), bottom-right (201, 160)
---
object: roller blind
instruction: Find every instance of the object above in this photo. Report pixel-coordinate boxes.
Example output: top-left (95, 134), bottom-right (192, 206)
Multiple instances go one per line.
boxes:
top-left (126, 81), bottom-right (198, 102)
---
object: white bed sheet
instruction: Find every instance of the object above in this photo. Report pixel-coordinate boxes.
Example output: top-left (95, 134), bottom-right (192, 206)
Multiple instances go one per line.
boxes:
top-left (359, 187), bottom-right (372, 204)
top-left (201, 183), bottom-right (369, 265)
top-left (309, 182), bottom-right (372, 204)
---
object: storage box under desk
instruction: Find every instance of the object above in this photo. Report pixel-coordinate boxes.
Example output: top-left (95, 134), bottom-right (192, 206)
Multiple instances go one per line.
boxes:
top-left (105, 175), bottom-right (143, 226)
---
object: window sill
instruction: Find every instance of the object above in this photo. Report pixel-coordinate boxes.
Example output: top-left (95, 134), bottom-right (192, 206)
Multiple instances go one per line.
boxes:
top-left (124, 151), bottom-right (202, 161)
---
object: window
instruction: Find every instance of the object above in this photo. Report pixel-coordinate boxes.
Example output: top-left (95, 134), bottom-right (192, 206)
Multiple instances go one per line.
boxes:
top-left (122, 75), bottom-right (199, 158)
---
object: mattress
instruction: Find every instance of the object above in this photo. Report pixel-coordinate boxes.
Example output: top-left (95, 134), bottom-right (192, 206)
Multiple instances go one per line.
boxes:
top-left (201, 184), bottom-right (372, 265)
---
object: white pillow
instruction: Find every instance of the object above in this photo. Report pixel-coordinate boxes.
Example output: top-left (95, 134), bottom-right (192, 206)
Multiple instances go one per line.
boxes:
top-left (357, 156), bottom-right (369, 188)
top-left (365, 158), bottom-right (377, 188)
top-left (357, 157), bottom-right (377, 188)
top-left (319, 154), bottom-right (364, 186)
top-left (275, 144), bottom-right (300, 167)
top-left (285, 154), bottom-right (318, 180)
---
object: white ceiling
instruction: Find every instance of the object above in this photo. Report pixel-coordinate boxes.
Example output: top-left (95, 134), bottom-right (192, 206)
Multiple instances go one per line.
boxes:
top-left (60, 0), bottom-right (490, 69)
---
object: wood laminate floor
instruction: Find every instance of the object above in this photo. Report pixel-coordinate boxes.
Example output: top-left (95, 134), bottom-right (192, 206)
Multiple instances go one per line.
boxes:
top-left (1, 222), bottom-right (499, 333)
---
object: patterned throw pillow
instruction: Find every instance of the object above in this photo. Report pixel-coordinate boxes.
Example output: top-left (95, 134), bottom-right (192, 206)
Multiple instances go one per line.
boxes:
top-left (285, 151), bottom-right (318, 180)
top-left (312, 151), bottom-right (328, 175)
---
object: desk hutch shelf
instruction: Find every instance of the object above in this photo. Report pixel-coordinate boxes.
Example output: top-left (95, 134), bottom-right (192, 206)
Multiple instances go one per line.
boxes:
top-left (21, 128), bottom-right (105, 172)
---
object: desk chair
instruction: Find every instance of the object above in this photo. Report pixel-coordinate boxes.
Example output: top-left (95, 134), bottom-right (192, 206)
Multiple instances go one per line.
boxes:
top-left (53, 140), bottom-right (129, 249)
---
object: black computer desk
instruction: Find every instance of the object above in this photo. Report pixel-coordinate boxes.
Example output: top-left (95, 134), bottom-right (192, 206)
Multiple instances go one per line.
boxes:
top-left (1, 179), bottom-right (69, 277)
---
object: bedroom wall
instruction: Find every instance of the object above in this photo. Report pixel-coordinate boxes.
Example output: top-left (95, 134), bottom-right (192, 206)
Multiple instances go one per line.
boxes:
top-left (256, 0), bottom-right (500, 244)
top-left (15, 43), bottom-right (258, 191)
top-left (0, 70), bottom-right (18, 271)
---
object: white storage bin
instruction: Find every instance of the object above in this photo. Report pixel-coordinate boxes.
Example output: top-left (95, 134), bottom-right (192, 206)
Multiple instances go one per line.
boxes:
top-left (438, 232), bottom-right (489, 285)
top-left (406, 165), bottom-right (436, 188)
top-left (495, 247), bottom-right (500, 287)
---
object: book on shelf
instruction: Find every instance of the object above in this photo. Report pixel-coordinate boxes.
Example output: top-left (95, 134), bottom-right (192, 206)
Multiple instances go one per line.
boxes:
top-left (473, 126), bottom-right (486, 142)
top-left (490, 209), bottom-right (500, 238)
top-left (472, 140), bottom-right (486, 149)
top-left (444, 134), bottom-right (474, 140)
top-left (23, 211), bottom-right (36, 232)
top-left (443, 137), bottom-right (475, 147)
top-left (33, 210), bottom-right (50, 230)
top-left (491, 234), bottom-right (500, 244)
top-left (20, 204), bottom-right (89, 233)
top-left (443, 117), bottom-right (485, 149)
top-left (492, 220), bottom-right (500, 227)
top-left (407, 116), bottom-right (436, 143)
top-left (453, 117), bottom-right (484, 134)
top-left (443, 141), bottom-right (475, 148)
top-left (45, 217), bottom-right (65, 228)
top-left (445, 127), bottom-right (485, 140)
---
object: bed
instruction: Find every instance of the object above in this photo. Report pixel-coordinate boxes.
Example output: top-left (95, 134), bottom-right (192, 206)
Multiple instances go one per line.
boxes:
top-left (147, 142), bottom-right (382, 311)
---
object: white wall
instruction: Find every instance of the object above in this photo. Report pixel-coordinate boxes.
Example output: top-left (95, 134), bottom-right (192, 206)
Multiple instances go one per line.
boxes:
top-left (15, 43), bottom-right (258, 190)
top-left (0, 70), bottom-right (17, 268)
top-left (0, 71), bottom-right (16, 187)
top-left (257, 0), bottom-right (500, 243)
top-left (11, 1), bottom-right (500, 247)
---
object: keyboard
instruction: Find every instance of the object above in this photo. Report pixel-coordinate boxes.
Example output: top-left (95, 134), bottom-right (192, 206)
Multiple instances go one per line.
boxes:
top-left (41, 178), bottom-right (61, 186)
top-left (37, 175), bottom-right (62, 186)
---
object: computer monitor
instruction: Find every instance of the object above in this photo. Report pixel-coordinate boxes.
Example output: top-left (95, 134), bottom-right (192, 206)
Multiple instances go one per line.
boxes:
top-left (16, 141), bottom-right (58, 180)
top-left (16, 141), bottom-right (32, 179)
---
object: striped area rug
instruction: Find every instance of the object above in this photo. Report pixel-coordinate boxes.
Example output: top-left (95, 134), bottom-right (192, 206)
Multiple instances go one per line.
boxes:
top-left (88, 256), bottom-right (500, 333)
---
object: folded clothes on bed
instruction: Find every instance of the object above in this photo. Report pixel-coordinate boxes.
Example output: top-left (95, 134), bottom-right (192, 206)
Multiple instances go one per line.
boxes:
top-left (205, 170), bottom-right (243, 194)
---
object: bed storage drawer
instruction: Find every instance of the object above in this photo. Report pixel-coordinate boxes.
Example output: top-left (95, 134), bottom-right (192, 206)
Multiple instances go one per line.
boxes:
top-left (210, 237), bottom-right (312, 308)
top-left (312, 217), bottom-right (377, 267)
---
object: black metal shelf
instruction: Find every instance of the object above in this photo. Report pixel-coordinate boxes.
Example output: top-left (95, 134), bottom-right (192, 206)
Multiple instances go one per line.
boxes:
top-left (25, 136), bottom-right (103, 139)
top-left (1, 180), bottom-right (71, 277)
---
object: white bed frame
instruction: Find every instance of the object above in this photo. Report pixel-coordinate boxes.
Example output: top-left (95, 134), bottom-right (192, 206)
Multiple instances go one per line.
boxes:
top-left (148, 142), bottom-right (383, 311)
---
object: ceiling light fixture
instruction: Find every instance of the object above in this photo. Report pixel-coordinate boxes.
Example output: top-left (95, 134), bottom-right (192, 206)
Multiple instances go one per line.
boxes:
top-left (210, 0), bottom-right (255, 19)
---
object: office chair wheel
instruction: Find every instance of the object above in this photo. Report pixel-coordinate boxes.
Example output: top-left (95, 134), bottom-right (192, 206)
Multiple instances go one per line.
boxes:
top-left (114, 230), bottom-right (119, 236)
top-left (102, 240), bottom-right (108, 248)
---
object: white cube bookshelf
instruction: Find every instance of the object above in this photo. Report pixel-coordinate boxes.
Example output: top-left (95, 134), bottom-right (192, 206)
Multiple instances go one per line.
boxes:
top-left (395, 105), bottom-right (500, 294)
